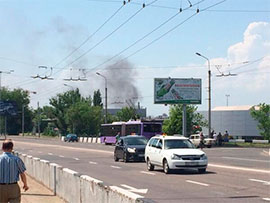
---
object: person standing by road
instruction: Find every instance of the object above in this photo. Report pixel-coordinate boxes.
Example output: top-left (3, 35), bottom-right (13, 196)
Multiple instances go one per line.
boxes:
top-left (217, 132), bottom-right (223, 146)
top-left (0, 139), bottom-right (29, 203)
top-left (199, 132), bottom-right (205, 149)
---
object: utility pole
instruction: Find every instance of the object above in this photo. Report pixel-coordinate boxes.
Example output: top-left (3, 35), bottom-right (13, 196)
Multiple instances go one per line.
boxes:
top-left (22, 105), bottom-right (24, 136)
top-left (196, 53), bottom-right (211, 136)
top-left (64, 84), bottom-right (75, 133)
top-left (225, 94), bottom-right (230, 106)
top-left (38, 102), bottom-right (40, 138)
top-left (96, 72), bottom-right (108, 124)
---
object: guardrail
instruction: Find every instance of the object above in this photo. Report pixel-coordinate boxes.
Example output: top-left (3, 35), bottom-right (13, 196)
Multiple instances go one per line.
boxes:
top-left (15, 151), bottom-right (152, 203)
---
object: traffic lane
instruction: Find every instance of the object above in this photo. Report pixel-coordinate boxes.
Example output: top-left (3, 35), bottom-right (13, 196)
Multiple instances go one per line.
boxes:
top-left (13, 142), bottom-right (269, 202)
top-left (204, 147), bottom-right (270, 170)
top-left (15, 146), bottom-right (268, 203)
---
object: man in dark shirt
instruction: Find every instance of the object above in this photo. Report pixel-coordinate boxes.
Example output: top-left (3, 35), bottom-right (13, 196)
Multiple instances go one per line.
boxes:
top-left (0, 139), bottom-right (29, 202)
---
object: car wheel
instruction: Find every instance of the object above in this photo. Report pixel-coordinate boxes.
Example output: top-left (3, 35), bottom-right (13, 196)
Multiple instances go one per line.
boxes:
top-left (146, 158), bottom-right (154, 171)
top-left (198, 168), bottom-right (206, 173)
top-left (163, 159), bottom-right (171, 174)
top-left (114, 153), bottom-right (119, 162)
top-left (207, 145), bottom-right (211, 148)
top-left (123, 153), bottom-right (129, 163)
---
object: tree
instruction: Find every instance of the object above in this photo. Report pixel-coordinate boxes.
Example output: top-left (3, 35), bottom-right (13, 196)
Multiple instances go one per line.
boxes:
top-left (162, 104), bottom-right (207, 136)
top-left (116, 107), bottom-right (140, 121)
top-left (93, 90), bottom-right (103, 107)
top-left (49, 88), bottom-right (84, 135)
top-left (65, 101), bottom-right (102, 135)
top-left (0, 87), bottom-right (33, 134)
top-left (250, 103), bottom-right (270, 140)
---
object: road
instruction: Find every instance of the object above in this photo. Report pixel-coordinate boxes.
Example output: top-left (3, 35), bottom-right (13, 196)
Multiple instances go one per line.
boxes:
top-left (8, 136), bottom-right (270, 203)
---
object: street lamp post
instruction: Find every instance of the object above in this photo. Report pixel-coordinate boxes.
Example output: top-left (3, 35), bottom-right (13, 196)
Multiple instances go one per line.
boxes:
top-left (64, 84), bottom-right (75, 133)
top-left (225, 94), bottom-right (230, 106)
top-left (196, 52), bottom-right (211, 137)
top-left (96, 72), bottom-right (107, 124)
top-left (22, 91), bottom-right (37, 136)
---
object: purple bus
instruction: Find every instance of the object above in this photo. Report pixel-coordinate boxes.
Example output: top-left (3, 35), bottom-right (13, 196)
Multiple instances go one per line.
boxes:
top-left (100, 120), bottom-right (163, 144)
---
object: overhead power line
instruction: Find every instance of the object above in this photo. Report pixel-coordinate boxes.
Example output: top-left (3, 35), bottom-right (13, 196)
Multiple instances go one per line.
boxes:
top-left (54, 0), bottom-right (159, 76)
top-left (86, 0), bottom-right (206, 73)
top-left (53, 1), bottom-right (128, 68)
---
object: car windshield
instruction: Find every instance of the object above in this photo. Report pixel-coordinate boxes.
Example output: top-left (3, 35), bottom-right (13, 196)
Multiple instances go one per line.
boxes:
top-left (124, 137), bottom-right (148, 145)
top-left (164, 139), bottom-right (195, 149)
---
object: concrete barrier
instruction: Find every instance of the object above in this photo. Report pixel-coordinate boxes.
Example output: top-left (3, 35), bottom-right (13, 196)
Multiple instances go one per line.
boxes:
top-left (15, 152), bottom-right (151, 203)
top-left (80, 137), bottom-right (84, 142)
top-left (229, 139), bottom-right (245, 143)
top-left (252, 140), bottom-right (269, 144)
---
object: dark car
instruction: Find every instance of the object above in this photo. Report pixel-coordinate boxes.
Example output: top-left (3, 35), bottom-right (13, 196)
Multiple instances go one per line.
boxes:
top-left (64, 134), bottom-right (78, 142)
top-left (114, 135), bottom-right (148, 162)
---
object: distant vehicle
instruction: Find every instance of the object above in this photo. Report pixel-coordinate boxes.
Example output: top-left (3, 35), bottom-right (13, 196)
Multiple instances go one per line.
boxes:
top-left (189, 134), bottom-right (215, 148)
top-left (145, 135), bottom-right (208, 174)
top-left (100, 120), bottom-right (163, 145)
top-left (64, 134), bottom-right (78, 142)
top-left (114, 135), bottom-right (148, 162)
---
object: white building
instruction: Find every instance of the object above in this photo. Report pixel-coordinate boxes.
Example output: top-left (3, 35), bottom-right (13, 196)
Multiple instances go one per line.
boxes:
top-left (199, 105), bottom-right (261, 141)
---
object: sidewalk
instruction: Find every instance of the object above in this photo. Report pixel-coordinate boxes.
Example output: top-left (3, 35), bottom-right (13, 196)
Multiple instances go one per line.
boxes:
top-left (19, 174), bottom-right (65, 203)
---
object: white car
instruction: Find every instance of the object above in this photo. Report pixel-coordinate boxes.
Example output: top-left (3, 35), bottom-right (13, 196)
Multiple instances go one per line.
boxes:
top-left (189, 134), bottom-right (215, 148)
top-left (145, 135), bottom-right (208, 174)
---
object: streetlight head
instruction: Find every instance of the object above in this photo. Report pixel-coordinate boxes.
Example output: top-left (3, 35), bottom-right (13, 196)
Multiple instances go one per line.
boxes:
top-left (195, 52), bottom-right (201, 56)
top-left (96, 72), bottom-right (100, 76)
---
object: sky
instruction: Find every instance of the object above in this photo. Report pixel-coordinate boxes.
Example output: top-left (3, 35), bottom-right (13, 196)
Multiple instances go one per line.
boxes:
top-left (0, 0), bottom-right (269, 116)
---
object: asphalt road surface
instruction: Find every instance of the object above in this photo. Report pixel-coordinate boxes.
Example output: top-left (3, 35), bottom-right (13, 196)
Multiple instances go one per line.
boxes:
top-left (6, 136), bottom-right (270, 203)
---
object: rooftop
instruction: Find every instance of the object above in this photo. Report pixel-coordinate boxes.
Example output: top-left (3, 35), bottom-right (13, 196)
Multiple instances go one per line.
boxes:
top-left (212, 105), bottom-right (259, 111)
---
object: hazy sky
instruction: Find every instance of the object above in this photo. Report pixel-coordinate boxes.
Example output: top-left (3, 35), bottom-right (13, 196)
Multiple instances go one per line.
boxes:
top-left (0, 0), bottom-right (269, 116)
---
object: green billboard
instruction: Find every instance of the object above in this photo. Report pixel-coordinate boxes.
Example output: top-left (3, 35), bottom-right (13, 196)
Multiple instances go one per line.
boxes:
top-left (154, 78), bottom-right (201, 104)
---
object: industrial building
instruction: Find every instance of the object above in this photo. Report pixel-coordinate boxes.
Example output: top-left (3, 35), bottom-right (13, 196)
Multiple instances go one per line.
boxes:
top-left (199, 105), bottom-right (261, 141)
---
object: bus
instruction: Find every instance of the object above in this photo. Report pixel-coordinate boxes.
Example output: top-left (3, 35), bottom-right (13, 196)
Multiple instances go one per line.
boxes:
top-left (100, 120), bottom-right (163, 144)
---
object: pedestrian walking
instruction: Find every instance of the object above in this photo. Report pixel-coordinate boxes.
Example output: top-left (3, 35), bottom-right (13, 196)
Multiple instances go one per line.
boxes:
top-left (0, 139), bottom-right (29, 203)
top-left (217, 132), bottom-right (222, 146)
top-left (199, 132), bottom-right (205, 149)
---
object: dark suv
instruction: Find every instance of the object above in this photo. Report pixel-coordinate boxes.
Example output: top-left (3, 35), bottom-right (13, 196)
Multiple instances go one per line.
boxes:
top-left (64, 134), bottom-right (78, 142)
top-left (114, 135), bottom-right (148, 162)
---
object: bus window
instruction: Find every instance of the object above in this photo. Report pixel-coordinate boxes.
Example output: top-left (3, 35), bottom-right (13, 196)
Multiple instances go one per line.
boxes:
top-left (125, 124), bottom-right (141, 135)
top-left (143, 124), bottom-right (162, 133)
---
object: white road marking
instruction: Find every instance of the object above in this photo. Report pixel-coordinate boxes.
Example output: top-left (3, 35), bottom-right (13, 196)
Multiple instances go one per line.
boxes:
top-left (208, 164), bottom-right (270, 174)
top-left (222, 156), bottom-right (269, 163)
top-left (89, 161), bottom-right (97, 165)
top-left (140, 171), bottom-right (156, 176)
top-left (74, 158), bottom-right (79, 161)
top-left (121, 184), bottom-right (148, 194)
top-left (249, 179), bottom-right (270, 185)
top-left (263, 149), bottom-right (270, 156)
top-left (263, 198), bottom-right (270, 201)
top-left (111, 165), bottom-right (121, 169)
top-left (15, 141), bottom-right (113, 154)
top-left (59, 155), bottom-right (65, 158)
top-left (48, 153), bottom-right (53, 155)
top-left (186, 180), bottom-right (209, 187)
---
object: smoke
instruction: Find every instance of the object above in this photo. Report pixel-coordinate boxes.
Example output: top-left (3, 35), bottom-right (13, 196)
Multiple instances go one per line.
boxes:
top-left (103, 60), bottom-right (141, 108)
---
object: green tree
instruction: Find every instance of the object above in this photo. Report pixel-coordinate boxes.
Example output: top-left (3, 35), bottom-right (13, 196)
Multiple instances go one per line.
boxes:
top-left (0, 88), bottom-right (33, 135)
top-left (65, 101), bottom-right (102, 135)
top-left (49, 88), bottom-right (84, 135)
top-left (93, 89), bottom-right (103, 107)
top-left (250, 103), bottom-right (270, 140)
top-left (162, 104), bottom-right (207, 136)
top-left (116, 107), bottom-right (140, 121)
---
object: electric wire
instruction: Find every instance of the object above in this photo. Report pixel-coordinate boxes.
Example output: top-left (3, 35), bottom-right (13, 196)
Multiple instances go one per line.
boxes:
top-left (53, 2), bottom-right (127, 68)
top-left (86, 0), bottom-right (206, 73)
top-left (54, 0), bottom-right (159, 76)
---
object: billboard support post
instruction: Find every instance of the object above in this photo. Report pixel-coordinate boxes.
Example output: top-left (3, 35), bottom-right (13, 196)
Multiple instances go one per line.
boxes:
top-left (182, 104), bottom-right (187, 137)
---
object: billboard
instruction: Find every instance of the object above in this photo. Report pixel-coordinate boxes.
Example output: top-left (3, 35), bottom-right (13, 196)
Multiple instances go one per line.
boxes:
top-left (154, 78), bottom-right (201, 104)
top-left (0, 101), bottom-right (18, 116)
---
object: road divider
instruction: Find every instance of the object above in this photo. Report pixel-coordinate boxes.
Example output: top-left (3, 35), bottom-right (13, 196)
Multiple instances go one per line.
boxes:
top-left (15, 151), bottom-right (151, 203)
